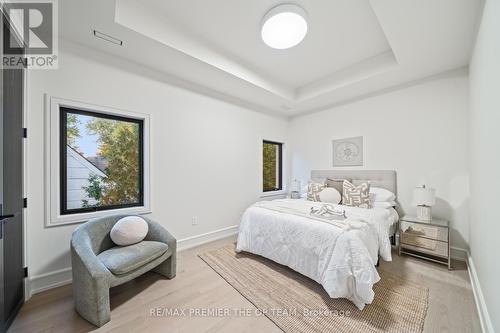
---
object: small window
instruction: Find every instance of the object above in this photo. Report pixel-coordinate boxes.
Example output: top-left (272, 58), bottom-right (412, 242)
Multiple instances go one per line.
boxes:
top-left (60, 107), bottom-right (144, 215)
top-left (263, 140), bottom-right (283, 192)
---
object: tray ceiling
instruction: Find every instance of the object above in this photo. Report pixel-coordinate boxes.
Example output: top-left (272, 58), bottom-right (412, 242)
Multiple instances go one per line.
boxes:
top-left (59, 0), bottom-right (482, 116)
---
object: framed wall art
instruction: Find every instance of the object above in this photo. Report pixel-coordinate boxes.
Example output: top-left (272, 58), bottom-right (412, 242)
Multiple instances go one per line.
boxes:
top-left (332, 136), bottom-right (363, 167)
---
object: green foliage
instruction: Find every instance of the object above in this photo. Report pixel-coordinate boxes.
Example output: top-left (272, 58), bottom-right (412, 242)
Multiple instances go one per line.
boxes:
top-left (82, 173), bottom-right (103, 208)
top-left (86, 118), bottom-right (140, 206)
top-left (263, 143), bottom-right (278, 191)
top-left (66, 113), bottom-right (80, 148)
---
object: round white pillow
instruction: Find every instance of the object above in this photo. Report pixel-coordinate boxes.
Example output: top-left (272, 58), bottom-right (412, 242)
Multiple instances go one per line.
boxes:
top-left (110, 216), bottom-right (149, 246)
top-left (318, 187), bottom-right (341, 204)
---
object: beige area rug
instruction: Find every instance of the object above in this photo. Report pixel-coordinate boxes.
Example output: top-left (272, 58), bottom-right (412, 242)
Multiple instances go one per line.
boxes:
top-left (199, 245), bottom-right (428, 333)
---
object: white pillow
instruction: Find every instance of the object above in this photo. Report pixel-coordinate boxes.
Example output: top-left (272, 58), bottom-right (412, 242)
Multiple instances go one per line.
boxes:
top-left (370, 187), bottom-right (396, 202)
top-left (110, 216), bottom-right (149, 246)
top-left (372, 201), bottom-right (397, 209)
top-left (318, 187), bottom-right (341, 204)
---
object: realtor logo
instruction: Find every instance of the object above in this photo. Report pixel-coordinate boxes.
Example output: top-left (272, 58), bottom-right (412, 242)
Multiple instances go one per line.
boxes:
top-left (1, 0), bottom-right (58, 69)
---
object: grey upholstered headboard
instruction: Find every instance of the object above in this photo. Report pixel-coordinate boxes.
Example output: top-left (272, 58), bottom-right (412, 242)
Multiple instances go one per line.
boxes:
top-left (311, 170), bottom-right (397, 195)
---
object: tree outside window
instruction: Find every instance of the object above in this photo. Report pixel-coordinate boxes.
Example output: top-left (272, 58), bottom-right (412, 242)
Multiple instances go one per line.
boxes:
top-left (263, 140), bottom-right (283, 192)
top-left (61, 107), bottom-right (143, 214)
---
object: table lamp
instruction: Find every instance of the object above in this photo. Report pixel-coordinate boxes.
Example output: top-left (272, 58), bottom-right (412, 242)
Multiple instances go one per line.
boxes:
top-left (290, 179), bottom-right (301, 199)
top-left (413, 185), bottom-right (436, 221)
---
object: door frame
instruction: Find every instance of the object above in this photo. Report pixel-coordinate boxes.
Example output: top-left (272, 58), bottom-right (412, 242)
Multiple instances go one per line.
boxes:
top-left (1, 6), bottom-right (29, 302)
top-left (1, 18), bottom-right (29, 328)
top-left (22, 62), bottom-right (28, 301)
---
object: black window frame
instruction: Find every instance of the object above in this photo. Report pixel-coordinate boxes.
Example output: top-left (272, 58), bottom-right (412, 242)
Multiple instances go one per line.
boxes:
top-left (262, 140), bottom-right (283, 192)
top-left (59, 107), bottom-right (144, 215)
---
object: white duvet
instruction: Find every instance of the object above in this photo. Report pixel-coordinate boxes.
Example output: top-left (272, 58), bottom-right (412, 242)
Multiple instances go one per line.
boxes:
top-left (236, 199), bottom-right (398, 310)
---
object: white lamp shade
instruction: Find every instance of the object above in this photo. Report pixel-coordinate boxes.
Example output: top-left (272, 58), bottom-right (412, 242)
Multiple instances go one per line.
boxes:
top-left (413, 186), bottom-right (436, 206)
top-left (290, 179), bottom-right (301, 192)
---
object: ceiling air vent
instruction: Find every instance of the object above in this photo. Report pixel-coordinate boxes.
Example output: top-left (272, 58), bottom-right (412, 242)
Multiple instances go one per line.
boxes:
top-left (93, 30), bottom-right (123, 46)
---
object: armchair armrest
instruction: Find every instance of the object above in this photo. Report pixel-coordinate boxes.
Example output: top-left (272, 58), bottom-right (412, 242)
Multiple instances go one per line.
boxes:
top-left (70, 229), bottom-right (113, 327)
top-left (71, 233), bottom-right (111, 280)
top-left (144, 219), bottom-right (176, 252)
top-left (144, 218), bottom-right (176, 279)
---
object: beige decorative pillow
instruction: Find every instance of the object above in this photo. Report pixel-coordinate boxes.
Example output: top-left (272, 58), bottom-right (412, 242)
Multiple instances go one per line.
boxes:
top-left (326, 178), bottom-right (351, 198)
top-left (307, 180), bottom-right (326, 202)
top-left (342, 180), bottom-right (371, 208)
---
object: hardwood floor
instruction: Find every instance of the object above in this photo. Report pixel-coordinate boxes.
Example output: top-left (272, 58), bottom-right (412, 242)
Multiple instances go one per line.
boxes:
top-left (10, 236), bottom-right (481, 333)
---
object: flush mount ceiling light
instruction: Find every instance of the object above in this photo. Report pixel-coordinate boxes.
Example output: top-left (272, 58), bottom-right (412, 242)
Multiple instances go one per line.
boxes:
top-left (261, 4), bottom-right (308, 50)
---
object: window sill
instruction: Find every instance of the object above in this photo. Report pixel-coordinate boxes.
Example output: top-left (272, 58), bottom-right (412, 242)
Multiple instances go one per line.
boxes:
top-left (45, 206), bottom-right (152, 227)
top-left (260, 190), bottom-right (287, 198)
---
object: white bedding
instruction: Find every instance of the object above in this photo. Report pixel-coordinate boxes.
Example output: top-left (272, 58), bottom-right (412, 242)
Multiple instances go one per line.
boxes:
top-left (236, 199), bottom-right (398, 310)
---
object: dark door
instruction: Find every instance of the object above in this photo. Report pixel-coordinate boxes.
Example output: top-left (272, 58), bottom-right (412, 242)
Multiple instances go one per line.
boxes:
top-left (0, 20), bottom-right (25, 332)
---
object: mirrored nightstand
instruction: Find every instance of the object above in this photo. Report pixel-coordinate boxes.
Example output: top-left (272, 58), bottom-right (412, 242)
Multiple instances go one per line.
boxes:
top-left (398, 215), bottom-right (451, 270)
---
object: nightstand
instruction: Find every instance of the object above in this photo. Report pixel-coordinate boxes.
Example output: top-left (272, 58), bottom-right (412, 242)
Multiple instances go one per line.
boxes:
top-left (398, 215), bottom-right (451, 270)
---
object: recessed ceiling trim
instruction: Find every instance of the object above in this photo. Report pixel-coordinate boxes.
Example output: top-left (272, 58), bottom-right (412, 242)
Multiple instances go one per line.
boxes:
top-left (296, 50), bottom-right (399, 101)
top-left (58, 0), bottom-right (482, 115)
top-left (115, 0), bottom-right (399, 104)
top-left (115, 0), bottom-right (295, 100)
top-left (114, 0), bottom-right (398, 103)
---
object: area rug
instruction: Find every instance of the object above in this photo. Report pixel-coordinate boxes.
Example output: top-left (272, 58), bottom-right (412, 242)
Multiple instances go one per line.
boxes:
top-left (199, 245), bottom-right (428, 333)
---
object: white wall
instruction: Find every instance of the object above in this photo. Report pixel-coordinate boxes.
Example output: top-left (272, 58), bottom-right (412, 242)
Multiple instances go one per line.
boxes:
top-left (469, 0), bottom-right (500, 331)
top-left (26, 41), bottom-right (287, 287)
top-left (289, 71), bottom-right (470, 250)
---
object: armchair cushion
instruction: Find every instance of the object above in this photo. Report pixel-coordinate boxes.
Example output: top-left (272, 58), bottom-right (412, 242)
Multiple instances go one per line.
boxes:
top-left (97, 241), bottom-right (169, 275)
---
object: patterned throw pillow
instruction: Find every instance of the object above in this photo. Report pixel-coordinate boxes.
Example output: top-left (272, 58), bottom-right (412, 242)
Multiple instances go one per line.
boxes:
top-left (342, 180), bottom-right (371, 208)
top-left (307, 180), bottom-right (326, 202)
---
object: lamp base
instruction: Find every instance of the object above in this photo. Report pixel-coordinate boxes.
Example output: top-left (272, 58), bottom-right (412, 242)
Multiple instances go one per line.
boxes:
top-left (416, 205), bottom-right (432, 221)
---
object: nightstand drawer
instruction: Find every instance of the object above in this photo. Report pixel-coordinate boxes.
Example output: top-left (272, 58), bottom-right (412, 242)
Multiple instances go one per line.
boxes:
top-left (400, 236), bottom-right (448, 258)
top-left (400, 221), bottom-right (448, 242)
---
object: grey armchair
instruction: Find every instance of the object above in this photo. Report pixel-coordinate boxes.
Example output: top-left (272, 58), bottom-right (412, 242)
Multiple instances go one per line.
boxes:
top-left (70, 214), bottom-right (176, 327)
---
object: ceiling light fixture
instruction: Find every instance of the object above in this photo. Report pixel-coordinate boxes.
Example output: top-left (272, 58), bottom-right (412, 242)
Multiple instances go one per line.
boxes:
top-left (261, 4), bottom-right (308, 50)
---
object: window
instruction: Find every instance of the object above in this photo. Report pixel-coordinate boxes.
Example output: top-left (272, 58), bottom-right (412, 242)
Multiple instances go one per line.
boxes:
top-left (263, 140), bottom-right (283, 192)
top-left (60, 107), bottom-right (144, 215)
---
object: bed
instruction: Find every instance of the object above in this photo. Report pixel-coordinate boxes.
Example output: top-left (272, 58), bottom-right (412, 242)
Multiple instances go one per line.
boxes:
top-left (236, 170), bottom-right (398, 310)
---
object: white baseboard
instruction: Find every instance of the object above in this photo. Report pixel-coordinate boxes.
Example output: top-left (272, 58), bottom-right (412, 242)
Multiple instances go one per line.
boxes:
top-left (27, 267), bottom-right (72, 299)
top-left (466, 253), bottom-right (495, 333)
top-left (450, 246), bottom-right (468, 261)
top-left (26, 225), bottom-right (239, 298)
top-left (177, 225), bottom-right (239, 251)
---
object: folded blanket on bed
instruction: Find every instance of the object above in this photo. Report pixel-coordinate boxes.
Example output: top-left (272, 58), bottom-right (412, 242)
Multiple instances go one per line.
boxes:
top-left (310, 203), bottom-right (345, 220)
top-left (252, 200), bottom-right (369, 230)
